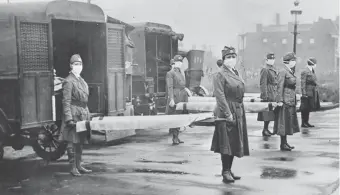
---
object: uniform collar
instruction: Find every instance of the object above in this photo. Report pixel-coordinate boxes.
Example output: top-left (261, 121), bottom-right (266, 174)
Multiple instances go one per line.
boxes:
top-left (70, 71), bottom-right (81, 79)
top-left (306, 65), bottom-right (313, 72)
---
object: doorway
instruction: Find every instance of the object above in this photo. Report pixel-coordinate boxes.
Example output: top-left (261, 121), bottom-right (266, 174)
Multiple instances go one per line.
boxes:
top-left (51, 19), bottom-right (106, 121)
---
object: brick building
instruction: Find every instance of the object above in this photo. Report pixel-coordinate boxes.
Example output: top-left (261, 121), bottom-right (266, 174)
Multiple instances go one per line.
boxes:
top-left (238, 14), bottom-right (339, 74)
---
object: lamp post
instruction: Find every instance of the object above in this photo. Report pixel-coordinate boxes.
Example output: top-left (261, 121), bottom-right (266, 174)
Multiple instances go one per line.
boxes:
top-left (290, 0), bottom-right (302, 54)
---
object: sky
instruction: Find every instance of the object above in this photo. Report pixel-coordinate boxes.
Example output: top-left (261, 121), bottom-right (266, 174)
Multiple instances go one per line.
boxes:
top-left (2, 0), bottom-right (339, 56)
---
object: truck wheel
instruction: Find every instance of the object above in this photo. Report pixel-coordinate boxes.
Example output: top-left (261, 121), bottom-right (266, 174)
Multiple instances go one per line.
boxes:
top-left (32, 124), bottom-right (66, 161)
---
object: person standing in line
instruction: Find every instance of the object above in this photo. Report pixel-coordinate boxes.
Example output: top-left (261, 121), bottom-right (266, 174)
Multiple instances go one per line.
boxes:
top-left (211, 46), bottom-right (249, 183)
top-left (166, 55), bottom-right (189, 145)
top-left (258, 53), bottom-right (278, 136)
top-left (273, 52), bottom-right (300, 151)
top-left (300, 57), bottom-right (320, 127)
top-left (59, 54), bottom-right (92, 176)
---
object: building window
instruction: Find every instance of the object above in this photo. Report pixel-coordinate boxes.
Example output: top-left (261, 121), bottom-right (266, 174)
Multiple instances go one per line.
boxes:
top-left (282, 39), bottom-right (287, 44)
top-left (263, 38), bottom-right (268, 43)
top-left (310, 38), bottom-right (315, 44)
top-left (297, 38), bottom-right (302, 44)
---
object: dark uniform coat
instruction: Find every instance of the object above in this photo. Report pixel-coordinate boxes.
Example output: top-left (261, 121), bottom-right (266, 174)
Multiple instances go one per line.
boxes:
top-left (211, 66), bottom-right (249, 158)
top-left (59, 73), bottom-right (91, 144)
top-left (260, 64), bottom-right (278, 101)
top-left (258, 64), bottom-right (278, 121)
top-left (165, 67), bottom-right (188, 115)
top-left (300, 67), bottom-right (320, 111)
top-left (273, 65), bottom-right (300, 136)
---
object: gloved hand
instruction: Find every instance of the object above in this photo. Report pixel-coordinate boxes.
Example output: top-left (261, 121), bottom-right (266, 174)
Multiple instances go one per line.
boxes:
top-left (169, 99), bottom-right (175, 107)
top-left (277, 102), bottom-right (284, 107)
top-left (66, 120), bottom-right (76, 128)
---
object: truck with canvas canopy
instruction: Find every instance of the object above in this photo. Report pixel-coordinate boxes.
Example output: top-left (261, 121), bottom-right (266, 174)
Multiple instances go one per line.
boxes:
top-left (0, 0), bottom-right (133, 160)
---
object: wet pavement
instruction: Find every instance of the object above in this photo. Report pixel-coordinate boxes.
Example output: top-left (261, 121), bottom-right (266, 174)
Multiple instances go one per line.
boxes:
top-left (0, 109), bottom-right (339, 195)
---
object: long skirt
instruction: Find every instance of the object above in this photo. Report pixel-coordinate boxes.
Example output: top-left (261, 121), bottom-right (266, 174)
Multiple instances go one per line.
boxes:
top-left (273, 104), bottom-right (300, 136)
top-left (210, 104), bottom-right (250, 158)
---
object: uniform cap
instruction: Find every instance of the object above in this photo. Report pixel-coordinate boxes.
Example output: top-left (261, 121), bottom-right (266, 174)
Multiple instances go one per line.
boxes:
top-left (307, 57), bottom-right (317, 65)
top-left (173, 55), bottom-right (183, 62)
top-left (266, 53), bottom-right (275, 60)
top-left (222, 46), bottom-right (237, 58)
top-left (283, 52), bottom-right (297, 62)
top-left (70, 54), bottom-right (82, 64)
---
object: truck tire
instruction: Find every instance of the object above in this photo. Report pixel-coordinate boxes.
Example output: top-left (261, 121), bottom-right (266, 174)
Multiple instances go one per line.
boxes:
top-left (31, 124), bottom-right (66, 161)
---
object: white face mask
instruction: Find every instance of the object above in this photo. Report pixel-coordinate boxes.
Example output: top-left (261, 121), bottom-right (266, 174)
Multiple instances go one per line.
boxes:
top-left (312, 64), bottom-right (317, 69)
top-left (173, 61), bottom-right (182, 69)
top-left (72, 65), bottom-right (83, 76)
top-left (223, 58), bottom-right (237, 68)
top-left (288, 61), bottom-right (296, 68)
top-left (266, 59), bottom-right (275, 66)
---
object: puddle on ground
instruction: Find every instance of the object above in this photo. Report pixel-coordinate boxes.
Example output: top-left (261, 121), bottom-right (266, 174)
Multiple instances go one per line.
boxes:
top-left (135, 159), bottom-right (189, 164)
top-left (301, 129), bottom-right (311, 137)
top-left (317, 152), bottom-right (339, 159)
top-left (260, 166), bottom-right (297, 179)
top-left (133, 169), bottom-right (190, 175)
top-left (264, 157), bottom-right (295, 162)
top-left (87, 162), bottom-right (108, 173)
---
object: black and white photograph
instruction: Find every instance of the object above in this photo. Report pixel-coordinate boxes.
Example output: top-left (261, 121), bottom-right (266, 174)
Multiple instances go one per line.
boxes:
top-left (0, 0), bottom-right (339, 194)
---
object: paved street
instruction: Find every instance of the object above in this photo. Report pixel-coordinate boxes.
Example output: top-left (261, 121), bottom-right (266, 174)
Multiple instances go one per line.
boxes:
top-left (0, 109), bottom-right (339, 195)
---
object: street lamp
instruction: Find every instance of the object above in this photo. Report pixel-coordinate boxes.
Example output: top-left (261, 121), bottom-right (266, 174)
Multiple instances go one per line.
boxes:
top-left (290, 0), bottom-right (302, 54)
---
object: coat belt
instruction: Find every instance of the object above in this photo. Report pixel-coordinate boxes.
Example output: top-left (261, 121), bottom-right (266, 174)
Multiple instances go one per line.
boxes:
top-left (71, 101), bottom-right (87, 108)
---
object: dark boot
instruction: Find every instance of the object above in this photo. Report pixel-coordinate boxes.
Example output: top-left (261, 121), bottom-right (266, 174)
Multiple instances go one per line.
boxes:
top-left (229, 156), bottom-right (241, 180)
top-left (171, 129), bottom-right (179, 145)
top-left (67, 147), bottom-right (81, 176)
top-left (221, 154), bottom-right (235, 183)
top-left (280, 136), bottom-right (291, 151)
top-left (305, 112), bottom-right (315, 127)
top-left (76, 145), bottom-right (92, 174)
top-left (301, 111), bottom-right (309, 127)
top-left (176, 129), bottom-right (184, 144)
top-left (285, 137), bottom-right (295, 149)
top-left (262, 121), bottom-right (273, 136)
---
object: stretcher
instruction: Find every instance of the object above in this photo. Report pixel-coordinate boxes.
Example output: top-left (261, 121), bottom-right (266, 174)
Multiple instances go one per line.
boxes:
top-left (76, 112), bottom-right (214, 133)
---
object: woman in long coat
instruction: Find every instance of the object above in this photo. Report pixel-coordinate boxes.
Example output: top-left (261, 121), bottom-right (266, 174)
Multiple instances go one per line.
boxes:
top-left (211, 46), bottom-right (249, 183)
top-left (258, 53), bottom-right (278, 136)
top-left (273, 52), bottom-right (300, 151)
top-left (300, 57), bottom-right (320, 127)
top-left (59, 54), bottom-right (92, 176)
top-left (166, 55), bottom-right (189, 145)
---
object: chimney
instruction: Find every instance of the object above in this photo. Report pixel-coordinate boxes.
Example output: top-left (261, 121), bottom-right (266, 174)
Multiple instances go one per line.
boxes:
top-left (256, 24), bottom-right (263, 32)
top-left (276, 13), bottom-right (280, 25)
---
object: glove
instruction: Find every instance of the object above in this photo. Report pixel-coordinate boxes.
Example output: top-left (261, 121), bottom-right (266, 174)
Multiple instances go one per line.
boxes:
top-left (66, 120), bottom-right (76, 128)
top-left (226, 114), bottom-right (234, 122)
top-left (277, 102), bottom-right (284, 107)
top-left (169, 99), bottom-right (175, 107)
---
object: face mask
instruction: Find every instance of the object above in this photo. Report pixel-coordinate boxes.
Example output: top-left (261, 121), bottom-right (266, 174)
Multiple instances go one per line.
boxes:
top-left (223, 58), bottom-right (237, 68)
top-left (173, 62), bottom-right (182, 68)
top-left (288, 61), bottom-right (296, 68)
top-left (72, 65), bottom-right (83, 76)
top-left (313, 64), bottom-right (317, 69)
top-left (266, 59), bottom-right (275, 66)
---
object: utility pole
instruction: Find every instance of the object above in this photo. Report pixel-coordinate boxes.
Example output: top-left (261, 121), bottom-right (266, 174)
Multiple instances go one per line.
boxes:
top-left (290, 0), bottom-right (302, 54)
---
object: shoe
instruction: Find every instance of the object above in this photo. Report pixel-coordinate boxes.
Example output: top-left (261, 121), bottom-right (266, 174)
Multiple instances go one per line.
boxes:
top-left (280, 144), bottom-right (292, 151)
top-left (262, 129), bottom-right (272, 137)
top-left (301, 123), bottom-right (309, 128)
top-left (230, 171), bottom-right (241, 180)
top-left (307, 123), bottom-right (315, 127)
top-left (222, 170), bottom-right (235, 183)
top-left (178, 138), bottom-right (184, 144)
top-left (286, 143), bottom-right (295, 150)
top-left (67, 148), bottom-right (81, 177)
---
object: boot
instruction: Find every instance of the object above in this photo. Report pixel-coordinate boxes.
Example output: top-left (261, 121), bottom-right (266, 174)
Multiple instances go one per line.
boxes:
top-left (262, 129), bottom-right (272, 137)
top-left (305, 112), bottom-right (315, 127)
top-left (76, 145), bottom-right (92, 174)
top-left (301, 111), bottom-right (309, 127)
top-left (171, 129), bottom-right (184, 145)
top-left (280, 136), bottom-right (291, 151)
top-left (176, 129), bottom-right (184, 144)
top-left (221, 154), bottom-right (235, 183)
top-left (67, 147), bottom-right (81, 176)
top-left (229, 156), bottom-right (241, 180)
